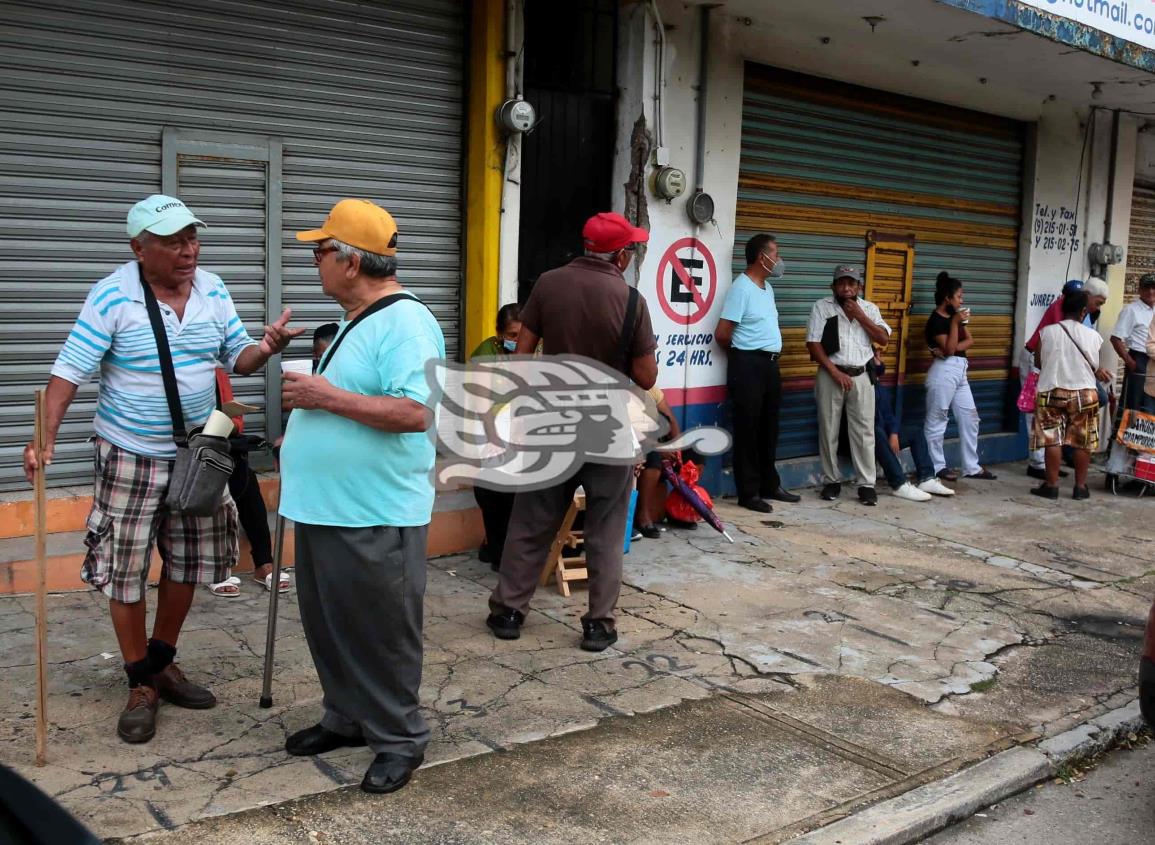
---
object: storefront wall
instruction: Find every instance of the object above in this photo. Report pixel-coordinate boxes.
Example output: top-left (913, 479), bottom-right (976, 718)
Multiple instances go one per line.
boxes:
top-left (610, 0), bottom-right (1146, 490)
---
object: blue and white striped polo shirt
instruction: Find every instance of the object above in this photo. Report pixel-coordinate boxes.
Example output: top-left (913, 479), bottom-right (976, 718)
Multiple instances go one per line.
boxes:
top-left (51, 261), bottom-right (257, 459)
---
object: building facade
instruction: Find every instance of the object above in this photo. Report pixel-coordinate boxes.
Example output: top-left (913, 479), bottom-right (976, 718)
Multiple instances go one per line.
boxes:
top-left (492, 0), bottom-right (1155, 491)
top-left (5, 0), bottom-right (1155, 502)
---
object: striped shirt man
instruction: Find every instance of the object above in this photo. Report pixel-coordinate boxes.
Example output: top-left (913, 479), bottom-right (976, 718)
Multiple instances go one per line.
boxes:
top-left (51, 260), bottom-right (256, 458)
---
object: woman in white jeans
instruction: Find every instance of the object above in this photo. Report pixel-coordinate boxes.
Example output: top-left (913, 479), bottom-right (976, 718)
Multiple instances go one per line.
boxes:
top-left (921, 272), bottom-right (997, 486)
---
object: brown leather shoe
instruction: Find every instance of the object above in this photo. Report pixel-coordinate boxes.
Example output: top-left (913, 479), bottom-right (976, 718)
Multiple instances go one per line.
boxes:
top-left (117, 685), bottom-right (159, 744)
top-left (151, 663), bottom-right (216, 710)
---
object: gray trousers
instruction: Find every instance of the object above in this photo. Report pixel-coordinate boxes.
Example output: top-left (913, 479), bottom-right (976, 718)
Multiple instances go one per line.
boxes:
top-left (815, 368), bottom-right (877, 488)
top-left (294, 522), bottom-right (430, 758)
top-left (489, 463), bottom-right (633, 624)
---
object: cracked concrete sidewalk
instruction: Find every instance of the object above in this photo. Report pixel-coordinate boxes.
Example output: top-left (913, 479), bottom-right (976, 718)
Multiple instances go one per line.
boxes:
top-left (0, 462), bottom-right (1150, 843)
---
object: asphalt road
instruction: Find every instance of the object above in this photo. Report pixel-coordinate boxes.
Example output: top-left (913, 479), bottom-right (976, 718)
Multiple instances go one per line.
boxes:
top-left (924, 740), bottom-right (1155, 845)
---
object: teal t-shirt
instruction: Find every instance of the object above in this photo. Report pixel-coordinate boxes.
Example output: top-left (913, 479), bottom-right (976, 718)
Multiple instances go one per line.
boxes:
top-left (719, 273), bottom-right (783, 352)
top-left (278, 296), bottom-right (445, 528)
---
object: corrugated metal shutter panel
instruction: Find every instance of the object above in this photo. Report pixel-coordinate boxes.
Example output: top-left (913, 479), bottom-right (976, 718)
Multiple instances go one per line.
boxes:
top-left (179, 158), bottom-right (272, 435)
top-left (737, 65), bottom-right (1024, 458)
top-left (0, 0), bottom-right (465, 490)
top-left (1117, 183), bottom-right (1155, 389)
top-left (1125, 184), bottom-right (1155, 301)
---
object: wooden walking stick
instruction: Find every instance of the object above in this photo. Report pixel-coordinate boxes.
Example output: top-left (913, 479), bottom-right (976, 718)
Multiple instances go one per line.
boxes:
top-left (33, 389), bottom-right (49, 766)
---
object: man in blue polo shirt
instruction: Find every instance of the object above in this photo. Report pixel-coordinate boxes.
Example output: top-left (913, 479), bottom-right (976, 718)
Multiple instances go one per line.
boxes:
top-left (715, 233), bottom-right (799, 512)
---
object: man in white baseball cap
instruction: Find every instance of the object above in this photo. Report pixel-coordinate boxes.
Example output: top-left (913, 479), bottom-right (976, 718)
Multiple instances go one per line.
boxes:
top-left (23, 194), bottom-right (301, 745)
top-left (126, 194), bottom-right (207, 237)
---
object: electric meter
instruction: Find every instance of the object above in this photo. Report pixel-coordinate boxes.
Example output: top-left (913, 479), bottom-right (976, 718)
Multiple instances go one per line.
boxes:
top-left (653, 166), bottom-right (686, 201)
top-left (687, 190), bottom-right (715, 225)
top-left (496, 99), bottom-right (536, 133)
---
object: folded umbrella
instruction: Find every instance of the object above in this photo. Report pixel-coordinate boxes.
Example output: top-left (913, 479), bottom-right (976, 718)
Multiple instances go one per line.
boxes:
top-left (660, 457), bottom-right (734, 543)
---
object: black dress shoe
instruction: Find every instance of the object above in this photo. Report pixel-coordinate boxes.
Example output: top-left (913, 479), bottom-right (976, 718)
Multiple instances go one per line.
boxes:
top-left (636, 523), bottom-right (661, 539)
top-left (1027, 466), bottom-right (1047, 480)
top-left (737, 497), bottom-right (772, 513)
top-left (1030, 483), bottom-right (1059, 500)
top-left (1072, 485), bottom-right (1090, 500)
top-left (766, 487), bottom-right (801, 504)
top-left (285, 724), bottom-right (367, 756)
top-left (486, 607), bottom-right (525, 640)
top-left (361, 752), bottom-right (424, 794)
top-left (820, 483), bottom-right (841, 501)
top-left (580, 619), bottom-right (619, 652)
top-left (857, 486), bottom-right (878, 506)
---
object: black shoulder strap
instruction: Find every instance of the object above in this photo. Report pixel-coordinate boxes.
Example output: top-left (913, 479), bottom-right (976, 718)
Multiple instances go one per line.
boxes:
top-left (317, 292), bottom-right (430, 375)
top-left (1059, 322), bottom-right (1098, 377)
top-left (617, 286), bottom-right (639, 375)
top-left (140, 268), bottom-right (186, 443)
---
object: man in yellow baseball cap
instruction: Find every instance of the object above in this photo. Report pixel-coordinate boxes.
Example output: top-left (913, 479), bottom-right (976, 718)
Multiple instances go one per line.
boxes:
top-left (295, 197), bottom-right (398, 255)
top-left (280, 198), bottom-right (445, 796)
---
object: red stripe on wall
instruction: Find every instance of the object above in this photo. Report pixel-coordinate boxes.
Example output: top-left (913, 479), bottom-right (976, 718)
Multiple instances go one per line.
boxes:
top-left (663, 385), bottom-right (728, 406)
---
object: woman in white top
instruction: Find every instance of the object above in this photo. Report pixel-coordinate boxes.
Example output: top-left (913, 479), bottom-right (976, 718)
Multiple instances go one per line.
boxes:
top-left (1031, 291), bottom-right (1109, 500)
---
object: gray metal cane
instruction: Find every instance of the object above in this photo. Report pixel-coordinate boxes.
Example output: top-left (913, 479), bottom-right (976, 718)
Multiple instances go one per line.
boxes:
top-left (259, 513), bottom-right (287, 708)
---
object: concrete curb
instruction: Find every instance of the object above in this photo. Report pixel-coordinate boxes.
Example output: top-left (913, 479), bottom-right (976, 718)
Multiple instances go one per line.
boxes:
top-left (786, 700), bottom-right (1146, 845)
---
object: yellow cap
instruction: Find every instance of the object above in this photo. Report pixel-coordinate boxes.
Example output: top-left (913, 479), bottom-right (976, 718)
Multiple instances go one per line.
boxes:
top-left (296, 198), bottom-right (398, 256)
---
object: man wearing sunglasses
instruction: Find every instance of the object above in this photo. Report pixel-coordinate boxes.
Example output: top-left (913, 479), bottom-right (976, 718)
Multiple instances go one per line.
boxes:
top-left (279, 199), bottom-right (445, 796)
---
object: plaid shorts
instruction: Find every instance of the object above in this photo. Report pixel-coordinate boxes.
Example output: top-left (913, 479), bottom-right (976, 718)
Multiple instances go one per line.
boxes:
top-left (81, 438), bottom-right (239, 603)
top-left (1031, 388), bottom-right (1100, 452)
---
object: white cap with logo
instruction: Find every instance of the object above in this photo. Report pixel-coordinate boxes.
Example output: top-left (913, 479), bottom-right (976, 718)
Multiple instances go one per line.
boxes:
top-left (126, 194), bottom-right (206, 237)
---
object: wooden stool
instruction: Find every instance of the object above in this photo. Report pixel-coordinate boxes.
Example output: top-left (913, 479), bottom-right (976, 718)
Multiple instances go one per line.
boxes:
top-left (539, 492), bottom-right (587, 597)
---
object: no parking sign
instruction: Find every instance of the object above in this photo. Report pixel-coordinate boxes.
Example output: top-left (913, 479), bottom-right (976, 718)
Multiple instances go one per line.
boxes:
top-left (655, 237), bottom-right (717, 325)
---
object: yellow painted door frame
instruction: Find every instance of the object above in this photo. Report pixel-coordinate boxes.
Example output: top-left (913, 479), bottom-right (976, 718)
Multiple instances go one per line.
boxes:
top-left (463, 0), bottom-right (506, 359)
top-left (864, 230), bottom-right (916, 412)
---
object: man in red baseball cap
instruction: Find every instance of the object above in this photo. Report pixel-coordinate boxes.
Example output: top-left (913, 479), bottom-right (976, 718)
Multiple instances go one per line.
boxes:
top-left (486, 211), bottom-right (657, 653)
top-left (582, 211), bottom-right (650, 254)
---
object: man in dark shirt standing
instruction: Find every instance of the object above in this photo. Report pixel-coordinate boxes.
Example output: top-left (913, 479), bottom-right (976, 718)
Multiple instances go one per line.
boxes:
top-left (486, 212), bottom-right (658, 652)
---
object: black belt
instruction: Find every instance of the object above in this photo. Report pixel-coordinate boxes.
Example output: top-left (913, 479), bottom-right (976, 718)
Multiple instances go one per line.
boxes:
top-left (734, 348), bottom-right (780, 361)
top-left (835, 365), bottom-right (866, 377)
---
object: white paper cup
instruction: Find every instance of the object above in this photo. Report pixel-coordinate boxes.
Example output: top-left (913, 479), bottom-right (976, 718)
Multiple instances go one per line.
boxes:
top-left (202, 409), bottom-right (235, 438)
top-left (281, 359), bottom-right (313, 377)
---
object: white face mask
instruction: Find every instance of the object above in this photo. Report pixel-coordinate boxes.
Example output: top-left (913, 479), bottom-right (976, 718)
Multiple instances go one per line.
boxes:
top-left (760, 254), bottom-right (785, 278)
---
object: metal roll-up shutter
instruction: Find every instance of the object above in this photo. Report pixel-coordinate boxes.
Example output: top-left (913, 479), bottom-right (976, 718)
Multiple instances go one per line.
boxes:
top-left (1117, 183), bottom-right (1155, 389)
top-left (737, 65), bottom-right (1024, 459)
top-left (0, 0), bottom-right (465, 490)
top-left (1124, 184), bottom-right (1155, 302)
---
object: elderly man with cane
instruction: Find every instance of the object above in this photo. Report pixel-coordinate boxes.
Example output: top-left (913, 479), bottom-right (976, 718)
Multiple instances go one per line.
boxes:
top-left (278, 199), bottom-right (445, 795)
top-left (23, 195), bottom-right (299, 743)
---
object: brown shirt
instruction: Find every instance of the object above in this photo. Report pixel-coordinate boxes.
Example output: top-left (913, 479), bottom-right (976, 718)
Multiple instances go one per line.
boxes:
top-left (521, 256), bottom-right (657, 370)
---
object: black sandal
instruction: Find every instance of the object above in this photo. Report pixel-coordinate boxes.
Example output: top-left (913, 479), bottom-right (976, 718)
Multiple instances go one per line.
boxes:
top-left (964, 469), bottom-right (997, 480)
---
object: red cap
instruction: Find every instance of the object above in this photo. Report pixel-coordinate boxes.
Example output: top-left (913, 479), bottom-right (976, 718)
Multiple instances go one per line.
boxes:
top-left (582, 212), bottom-right (650, 253)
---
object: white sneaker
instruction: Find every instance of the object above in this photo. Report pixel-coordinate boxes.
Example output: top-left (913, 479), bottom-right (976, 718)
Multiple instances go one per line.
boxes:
top-left (918, 478), bottom-right (955, 496)
top-left (893, 482), bottom-right (932, 502)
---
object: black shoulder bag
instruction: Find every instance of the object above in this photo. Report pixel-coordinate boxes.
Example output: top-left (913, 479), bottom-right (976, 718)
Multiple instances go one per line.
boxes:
top-left (141, 272), bottom-right (235, 516)
top-left (616, 286), bottom-right (640, 376)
